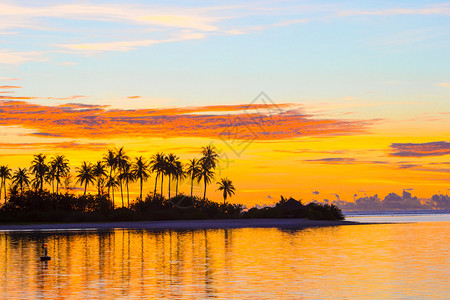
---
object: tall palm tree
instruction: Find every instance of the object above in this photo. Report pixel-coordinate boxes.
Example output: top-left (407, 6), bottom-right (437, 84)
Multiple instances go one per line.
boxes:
top-left (186, 158), bottom-right (201, 198)
top-left (92, 160), bottom-right (107, 196)
top-left (150, 152), bottom-right (165, 199)
top-left (76, 161), bottom-right (95, 195)
top-left (103, 149), bottom-right (117, 200)
top-left (132, 156), bottom-right (150, 201)
top-left (0, 165), bottom-right (12, 203)
top-left (106, 175), bottom-right (119, 208)
top-left (30, 154), bottom-right (48, 192)
top-left (216, 177), bottom-right (235, 205)
top-left (165, 153), bottom-right (178, 199)
top-left (46, 161), bottom-right (57, 193)
top-left (12, 168), bottom-right (30, 194)
top-left (199, 145), bottom-right (219, 200)
top-left (119, 161), bottom-right (134, 208)
top-left (115, 147), bottom-right (130, 205)
top-left (50, 155), bottom-right (70, 195)
top-left (173, 160), bottom-right (185, 196)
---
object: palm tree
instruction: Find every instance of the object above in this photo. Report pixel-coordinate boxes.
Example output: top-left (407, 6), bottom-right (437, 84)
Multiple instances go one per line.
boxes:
top-left (186, 158), bottom-right (201, 198)
top-left (50, 155), bottom-right (70, 195)
top-left (0, 165), bottom-right (12, 203)
top-left (173, 160), bottom-right (185, 196)
top-left (150, 152), bottom-right (165, 199)
top-left (30, 154), bottom-right (48, 192)
top-left (216, 177), bottom-right (235, 205)
top-left (119, 161), bottom-right (134, 208)
top-left (103, 149), bottom-right (117, 199)
top-left (76, 161), bottom-right (95, 195)
top-left (199, 145), bottom-right (219, 200)
top-left (12, 168), bottom-right (30, 194)
top-left (115, 147), bottom-right (130, 205)
top-left (132, 156), bottom-right (150, 201)
top-left (165, 153), bottom-right (178, 199)
top-left (92, 161), bottom-right (107, 196)
top-left (105, 175), bottom-right (119, 208)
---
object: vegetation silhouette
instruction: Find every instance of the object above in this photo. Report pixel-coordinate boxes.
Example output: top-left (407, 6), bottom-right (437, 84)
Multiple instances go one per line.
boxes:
top-left (0, 145), bottom-right (346, 223)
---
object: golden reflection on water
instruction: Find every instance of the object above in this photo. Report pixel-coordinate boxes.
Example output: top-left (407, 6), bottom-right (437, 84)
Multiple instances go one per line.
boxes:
top-left (0, 222), bottom-right (449, 299)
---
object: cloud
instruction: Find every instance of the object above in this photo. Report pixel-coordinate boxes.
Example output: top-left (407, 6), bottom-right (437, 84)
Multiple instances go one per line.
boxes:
top-left (0, 50), bottom-right (48, 64)
top-left (340, 4), bottom-right (450, 17)
top-left (390, 141), bottom-right (450, 157)
top-left (0, 77), bottom-right (19, 81)
top-left (436, 82), bottom-right (450, 88)
top-left (0, 141), bottom-right (112, 151)
top-left (0, 85), bottom-right (21, 89)
top-left (59, 33), bottom-right (205, 53)
top-left (312, 191), bottom-right (320, 195)
top-left (128, 96), bottom-right (141, 99)
top-left (0, 100), bottom-right (371, 140)
top-left (305, 157), bottom-right (356, 163)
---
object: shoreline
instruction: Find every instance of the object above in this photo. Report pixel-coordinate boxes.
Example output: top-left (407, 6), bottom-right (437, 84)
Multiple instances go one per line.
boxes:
top-left (0, 218), bottom-right (362, 232)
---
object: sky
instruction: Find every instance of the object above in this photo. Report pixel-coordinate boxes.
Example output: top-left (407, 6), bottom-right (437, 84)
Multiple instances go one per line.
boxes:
top-left (0, 0), bottom-right (449, 207)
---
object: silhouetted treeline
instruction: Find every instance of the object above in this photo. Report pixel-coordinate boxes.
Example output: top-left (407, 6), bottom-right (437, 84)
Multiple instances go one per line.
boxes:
top-left (0, 192), bottom-right (345, 223)
top-left (243, 197), bottom-right (345, 221)
top-left (322, 191), bottom-right (450, 211)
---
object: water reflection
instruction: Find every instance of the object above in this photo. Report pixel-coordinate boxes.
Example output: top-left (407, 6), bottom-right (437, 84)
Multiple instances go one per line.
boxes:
top-left (0, 223), bottom-right (449, 299)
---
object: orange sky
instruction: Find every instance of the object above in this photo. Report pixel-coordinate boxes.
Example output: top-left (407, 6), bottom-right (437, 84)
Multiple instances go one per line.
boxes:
top-left (0, 95), bottom-right (448, 207)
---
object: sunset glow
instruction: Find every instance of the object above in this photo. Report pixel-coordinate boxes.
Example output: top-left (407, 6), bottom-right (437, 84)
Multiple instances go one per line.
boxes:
top-left (1, 0), bottom-right (449, 207)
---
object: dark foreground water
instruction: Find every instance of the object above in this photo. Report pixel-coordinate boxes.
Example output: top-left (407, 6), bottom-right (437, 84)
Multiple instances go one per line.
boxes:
top-left (1, 216), bottom-right (449, 299)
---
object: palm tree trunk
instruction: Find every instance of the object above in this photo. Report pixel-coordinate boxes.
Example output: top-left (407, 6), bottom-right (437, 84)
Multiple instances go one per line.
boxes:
top-left (191, 172), bottom-right (194, 198)
top-left (56, 179), bottom-right (59, 195)
top-left (3, 179), bottom-right (6, 202)
top-left (140, 176), bottom-right (143, 201)
top-left (108, 168), bottom-right (112, 199)
top-left (120, 179), bottom-right (124, 207)
top-left (160, 175), bottom-right (164, 198)
top-left (176, 177), bottom-right (179, 196)
top-left (0, 179), bottom-right (4, 203)
top-left (126, 179), bottom-right (130, 208)
top-left (84, 182), bottom-right (87, 195)
top-left (168, 174), bottom-right (171, 199)
top-left (153, 173), bottom-right (159, 200)
top-left (203, 177), bottom-right (207, 200)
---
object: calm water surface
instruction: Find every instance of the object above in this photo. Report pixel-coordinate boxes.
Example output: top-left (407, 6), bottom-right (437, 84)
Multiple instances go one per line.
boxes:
top-left (1, 219), bottom-right (449, 299)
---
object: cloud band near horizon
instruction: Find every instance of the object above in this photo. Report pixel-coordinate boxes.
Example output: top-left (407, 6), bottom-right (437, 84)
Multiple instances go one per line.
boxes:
top-left (0, 100), bottom-right (370, 140)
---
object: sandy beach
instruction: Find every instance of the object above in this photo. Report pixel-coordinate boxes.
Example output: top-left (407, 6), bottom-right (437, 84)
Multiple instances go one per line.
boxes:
top-left (0, 218), bottom-right (360, 231)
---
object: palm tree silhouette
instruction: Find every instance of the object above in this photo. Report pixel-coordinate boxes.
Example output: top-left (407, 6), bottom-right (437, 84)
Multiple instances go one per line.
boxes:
top-left (186, 158), bottom-right (200, 198)
top-left (12, 168), bottom-right (30, 194)
top-left (166, 153), bottom-right (178, 199)
top-left (115, 147), bottom-right (130, 205)
top-left (106, 175), bottom-right (119, 207)
top-left (93, 160), bottom-right (107, 196)
top-left (173, 160), bottom-right (185, 196)
top-left (216, 177), bottom-right (235, 205)
top-left (199, 145), bottom-right (219, 200)
top-left (150, 152), bottom-right (165, 199)
top-left (50, 155), bottom-right (70, 195)
top-left (76, 161), bottom-right (95, 195)
top-left (103, 149), bottom-right (117, 200)
top-left (0, 165), bottom-right (12, 203)
top-left (30, 154), bottom-right (48, 192)
top-left (119, 160), bottom-right (134, 208)
top-left (132, 156), bottom-right (150, 201)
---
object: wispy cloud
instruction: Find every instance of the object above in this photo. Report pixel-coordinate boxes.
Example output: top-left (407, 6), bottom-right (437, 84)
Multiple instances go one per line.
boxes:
top-left (0, 141), bottom-right (111, 151)
top-left (0, 50), bottom-right (48, 64)
top-left (340, 4), bottom-right (450, 17)
top-left (390, 141), bottom-right (450, 157)
top-left (0, 85), bottom-right (21, 89)
top-left (436, 82), bottom-right (450, 88)
top-left (0, 100), bottom-right (370, 140)
top-left (59, 33), bottom-right (205, 53)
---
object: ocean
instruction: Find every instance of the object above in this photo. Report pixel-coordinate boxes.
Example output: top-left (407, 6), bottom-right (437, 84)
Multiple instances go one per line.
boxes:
top-left (1, 212), bottom-right (449, 299)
